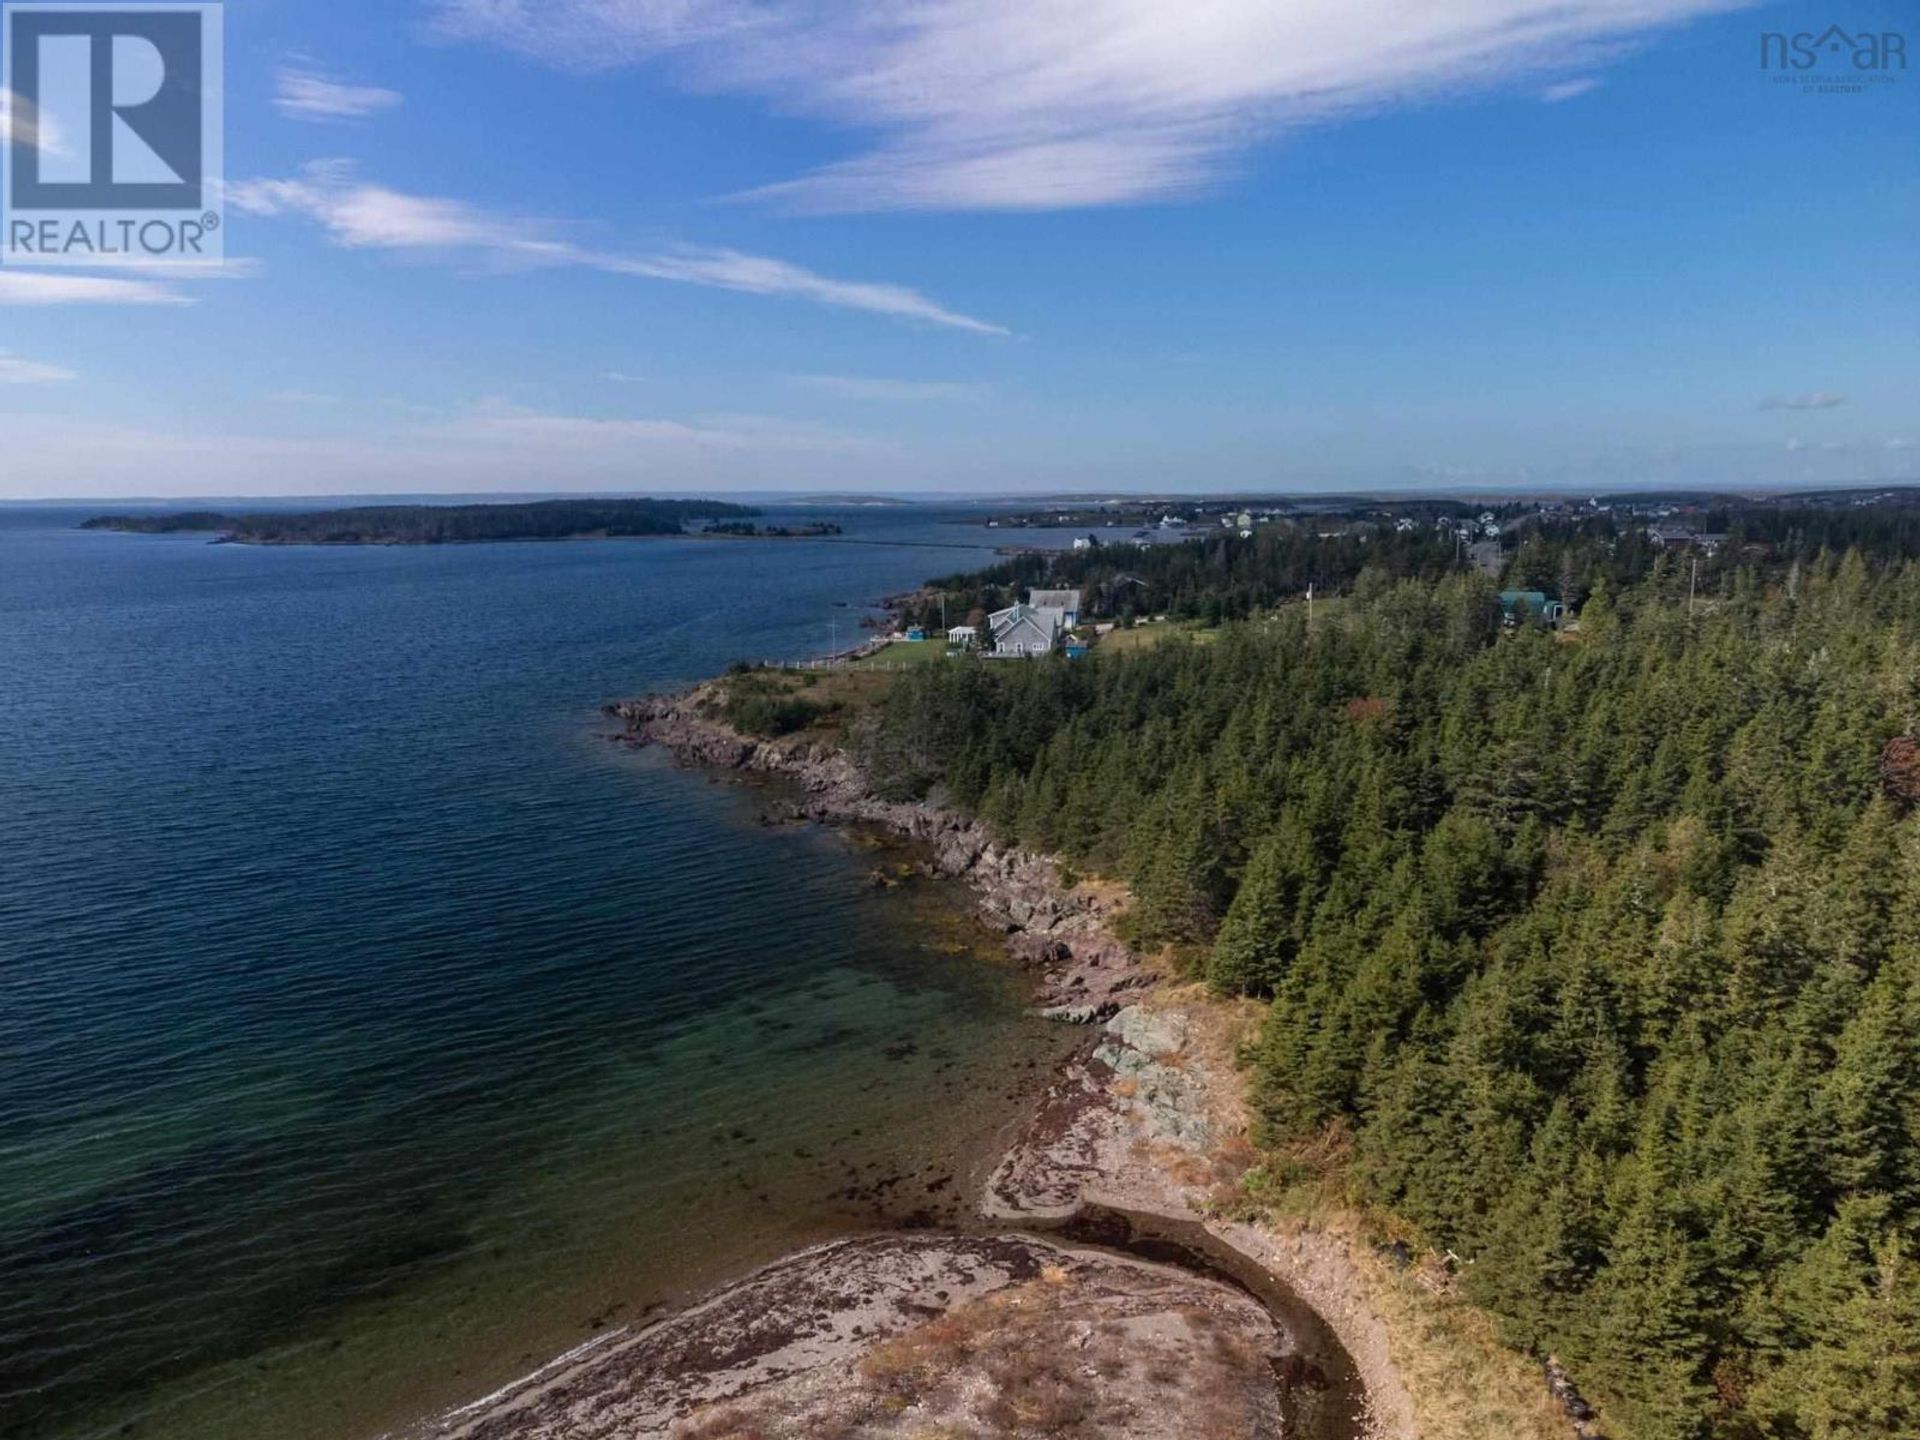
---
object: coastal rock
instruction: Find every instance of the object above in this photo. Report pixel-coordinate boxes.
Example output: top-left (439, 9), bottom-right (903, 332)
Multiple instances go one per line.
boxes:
top-left (410, 1234), bottom-right (1298, 1440)
top-left (1039, 1001), bottom-right (1122, 1026)
top-left (1007, 933), bottom-right (1072, 966)
top-left (1106, 1005), bottom-right (1187, 1059)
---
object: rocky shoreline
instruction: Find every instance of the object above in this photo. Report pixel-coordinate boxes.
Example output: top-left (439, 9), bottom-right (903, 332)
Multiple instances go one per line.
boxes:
top-left (606, 686), bottom-right (1153, 1026)
top-left (399, 681), bottom-right (1465, 1438)
top-left (412, 1233), bottom-right (1315, 1440)
top-left (568, 684), bottom-right (1419, 1438)
top-left (396, 680), bottom-right (1608, 1440)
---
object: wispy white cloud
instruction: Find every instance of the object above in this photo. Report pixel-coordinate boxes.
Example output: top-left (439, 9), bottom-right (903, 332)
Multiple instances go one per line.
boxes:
top-left (231, 163), bottom-right (1007, 332)
top-left (266, 389), bottom-right (340, 404)
top-left (0, 351), bottom-right (76, 383)
top-left (1541, 77), bottom-right (1602, 102)
top-left (429, 0), bottom-right (1741, 211)
top-left (1760, 391), bottom-right (1847, 411)
top-left (0, 271), bottom-right (191, 305)
top-left (430, 401), bottom-right (893, 458)
top-left (792, 374), bottom-right (988, 402)
top-left (602, 371), bottom-right (653, 383)
top-left (593, 248), bottom-right (1008, 334)
top-left (275, 67), bottom-right (404, 121)
top-left (52, 252), bottom-right (268, 281)
top-left (230, 163), bottom-right (552, 252)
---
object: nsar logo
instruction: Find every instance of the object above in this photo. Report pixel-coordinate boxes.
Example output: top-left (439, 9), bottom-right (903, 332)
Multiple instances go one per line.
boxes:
top-left (1760, 23), bottom-right (1906, 93)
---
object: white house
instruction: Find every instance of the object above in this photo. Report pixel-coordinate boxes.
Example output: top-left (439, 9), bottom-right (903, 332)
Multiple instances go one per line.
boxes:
top-left (1028, 589), bottom-right (1083, 630)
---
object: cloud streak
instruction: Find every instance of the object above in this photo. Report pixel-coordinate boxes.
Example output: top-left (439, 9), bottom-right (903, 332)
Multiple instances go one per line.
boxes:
top-left (431, 402), bottom-right (892, 458)
top-left (0, 271), bottom-right (190, 305)
top-left (792, 374), bottom-right (988, 402)
top-left (230, 164), bottom-right (1007, 332)
top-left (1540, 77), bottom-right (1602, 102)
top-left (1760, 392), bottom-right (1847, 411)
top-left (0, 351), bottom-right (77, 383)
top-left (276, 68), bottom-right (404, 121)
top-left (429, 0), bottom-right (1741, 211)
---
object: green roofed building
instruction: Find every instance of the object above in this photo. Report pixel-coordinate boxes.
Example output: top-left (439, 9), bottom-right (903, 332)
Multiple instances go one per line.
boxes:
top-left (1499, 590), bottom-right (1569, 627)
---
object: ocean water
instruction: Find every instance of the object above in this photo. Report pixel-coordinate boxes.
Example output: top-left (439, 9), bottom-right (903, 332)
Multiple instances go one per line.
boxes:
top-left (0, 507), bottom-right (1072, 1440)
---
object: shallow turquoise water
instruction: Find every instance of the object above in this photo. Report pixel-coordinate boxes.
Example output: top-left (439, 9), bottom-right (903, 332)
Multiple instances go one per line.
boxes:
top-left (0, 507), bottom-right (1067, 1440)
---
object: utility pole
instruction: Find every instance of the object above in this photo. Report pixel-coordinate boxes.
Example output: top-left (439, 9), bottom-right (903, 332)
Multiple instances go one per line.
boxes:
top-left (1307, 583), bottom-right (1315, 635)
top-left (1689, 556), bottom-right (1698, 621)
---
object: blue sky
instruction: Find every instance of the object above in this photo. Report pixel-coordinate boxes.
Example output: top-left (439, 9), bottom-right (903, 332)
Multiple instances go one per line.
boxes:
top-left (0, 0), bottom-right (1914, 498)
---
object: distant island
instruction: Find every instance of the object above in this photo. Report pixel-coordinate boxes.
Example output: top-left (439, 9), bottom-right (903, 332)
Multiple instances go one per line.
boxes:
top-left (702, 520), bottom-right (844, 538)
top-left (785, 494), bottom-right (911, 507)
top-left (80, 498), bottom-right (759, 546)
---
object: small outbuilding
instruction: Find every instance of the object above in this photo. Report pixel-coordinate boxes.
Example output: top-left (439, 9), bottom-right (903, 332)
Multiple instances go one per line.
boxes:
top-left (1499, 590), bottom-right (1569, 627)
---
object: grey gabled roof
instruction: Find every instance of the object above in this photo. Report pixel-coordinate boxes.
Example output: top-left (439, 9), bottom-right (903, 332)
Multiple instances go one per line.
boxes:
top-left (1028, 589), bottom-right (1083, 612)
top-left (990, 603), bottom-right (1060, 648)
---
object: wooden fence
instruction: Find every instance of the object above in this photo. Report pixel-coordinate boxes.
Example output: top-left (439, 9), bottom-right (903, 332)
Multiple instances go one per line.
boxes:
top-left (760, 658), bottom-right (939, 673)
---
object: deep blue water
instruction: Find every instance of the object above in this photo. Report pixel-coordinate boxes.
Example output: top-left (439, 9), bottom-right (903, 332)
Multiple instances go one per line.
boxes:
top-left (0, 507), bottom-right (1067, 1440)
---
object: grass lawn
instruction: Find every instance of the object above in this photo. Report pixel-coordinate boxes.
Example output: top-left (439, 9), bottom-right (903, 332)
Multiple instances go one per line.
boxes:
top-left (717, 643), bottom-right (968, 732)
top-left (1096, 621), bottom-right (1219, 655)
top-left (844, 638), bottom-right (957, 669)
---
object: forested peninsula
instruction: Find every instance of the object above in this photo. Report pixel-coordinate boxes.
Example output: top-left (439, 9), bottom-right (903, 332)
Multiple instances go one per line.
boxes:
top-left (692, 499), bottom-right (1920, 1440)
top-left (80, 497), bottom-right (757, 545)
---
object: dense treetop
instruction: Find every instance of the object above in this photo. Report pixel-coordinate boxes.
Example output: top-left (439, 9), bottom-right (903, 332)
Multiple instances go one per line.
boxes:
top-left (858, 537), bottom-right (1920, 1440)
top-left (900, 496), bottom-right (1920, 635)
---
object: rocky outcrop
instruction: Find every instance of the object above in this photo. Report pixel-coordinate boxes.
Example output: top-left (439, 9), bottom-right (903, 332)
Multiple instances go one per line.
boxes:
top-left (414, 1233), bottom-right (1306, 1440)
top-left (1545, 1357), bottom-right (1604, 1440)
top-left (608, 688), bottom-right (1151, 1017)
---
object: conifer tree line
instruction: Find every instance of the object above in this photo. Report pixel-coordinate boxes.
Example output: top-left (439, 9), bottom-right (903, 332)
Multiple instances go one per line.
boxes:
top-left (904, 500), bottom-right (1920, 633)
top-left (857, 542), bottom-right (1920, 1439)
top-left (909, 525), bottom-right (1465, 628)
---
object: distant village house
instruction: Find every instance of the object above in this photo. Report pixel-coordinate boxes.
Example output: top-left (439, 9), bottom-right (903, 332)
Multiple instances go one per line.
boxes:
top-left (1646, 525), bottom-right (1728, 554)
